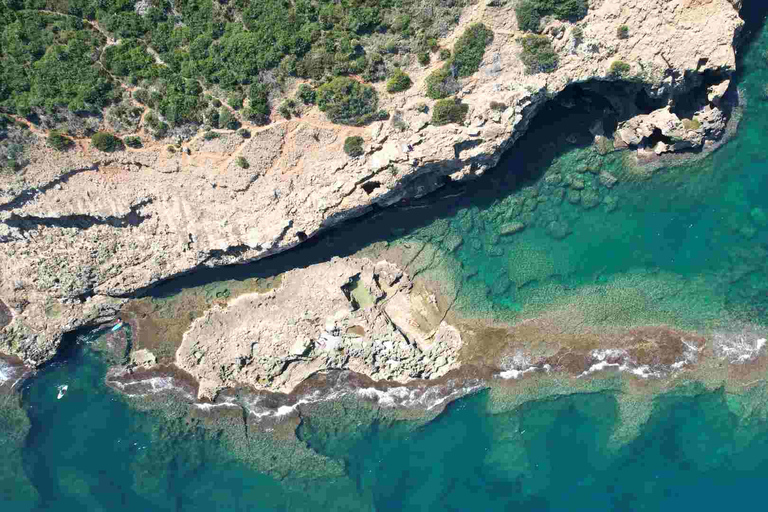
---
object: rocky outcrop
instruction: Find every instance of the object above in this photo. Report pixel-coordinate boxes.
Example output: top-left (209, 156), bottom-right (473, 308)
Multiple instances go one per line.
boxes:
top-left (0, 0), bottom-right (744, 364)
top-left (175, 257), bottom-right (462, 399)
top-left (614, 103), bottom-right (727, 155)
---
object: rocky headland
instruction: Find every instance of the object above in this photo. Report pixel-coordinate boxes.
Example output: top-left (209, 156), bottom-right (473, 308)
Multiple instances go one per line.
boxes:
top-left (0, 0), bottom-right (753, 411)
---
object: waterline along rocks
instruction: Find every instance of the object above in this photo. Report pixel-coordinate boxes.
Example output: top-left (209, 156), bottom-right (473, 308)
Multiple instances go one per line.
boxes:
top-left (0, 1), bottom-right (745, 370)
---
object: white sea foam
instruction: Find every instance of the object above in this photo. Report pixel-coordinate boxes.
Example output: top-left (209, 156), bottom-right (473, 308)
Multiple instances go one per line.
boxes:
top-left (0, 361), bottom-right (11, 385)
top-left (498, 366), bottom-right (538, 380)
top-left (110, 376), bottom-right (194, 400)
top-left (714, 330), bottom-right (768, 363)
top-left (194, 402), bottom-right (240, 411)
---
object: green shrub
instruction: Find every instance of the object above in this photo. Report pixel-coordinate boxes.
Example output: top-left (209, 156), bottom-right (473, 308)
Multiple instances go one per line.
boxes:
top-left (519, 34), bottom-right (559, 74)
top-left (145, 111), bottom-right (169, 138)
top-left (228, 93), bottom-right (244, 110)
top-left (167, 145), bottom-right (176, 153)
top-left (48, 130), bottom-right (73, 151)
top-left (297, 84), bottom-right (316, 105)
top-left (681, 118), bottom-right (701, 131)
top-left (608, 60), bottom-right (631, 77)
top-left (453, 23), bottom-right (494, 77)
top-left (617, 25), bottom-right (629, 39)
top-left (278, 98), bottom-right (299, 119)
top-left (317, 77), bottom-right (379, 126)
top-left (515, 0), bottom-right (588, 32)
top-left (123, 135), bottom-right (142, 148)
top-left (237, 128), bottom-right (251, 138)
top-left (432, 98), bottom-right (469, 126)
top-left (343, 136), bottom-right (365, 157)
top-left (386, 69), bottom-right (412, 93)
top-left (218, 107), bottom-right (243, 130)
top-left (203, 131), bottom-right (220, 140)
top-left (133, 89), bottom-right (151, 106)
top-left (426, 65), bottom-right (460, 100)
top-left (236, 156), bottom-right (249, 168)
top-left (572, 26), bottom-right (584, 43)
top-left (246, 83), bottom-right (271, 125)
top-left (91, 132), bottom-right (123, 152)
top-left (417, 52), bottom-right (431, 66)
top-left (439, 48), bottom-right (451, 61)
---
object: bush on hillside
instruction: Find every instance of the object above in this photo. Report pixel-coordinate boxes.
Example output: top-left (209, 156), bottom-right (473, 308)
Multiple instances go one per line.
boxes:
top-left (123, 135), bottom-right (142, 148)
top-left (608, 60), bottom-right (631, 77)
top-left (343, 136), bottom-right (365, 157)
top-left (432, 98), bottom-right (469, 126)
top-left (386, 69), bottom-right (412, 93)
top-left (278, 98), bottom-right (300, 118)
top-left (452, 23), bottom-right (494, 77)
top-left (425, 65), bottom-right (461, 100)
top-left (519, 34), bottom-right (559, 74)
top-left (515, 0), bottom-right (588, 32)
top-left (317, 77), bottom-right (379, 126)
top-left (297, 84), bottom-right (316, 105)
top-left (91, 131), bottom-right (123, 152)
top-left (246, 83), bottom-right (271, 125)
top-left (617, 25), bottom-right (629, 39)
top-left (48, 130), bottom-right (73, 151)
top-left (236, 156), bottom-right (249, 168)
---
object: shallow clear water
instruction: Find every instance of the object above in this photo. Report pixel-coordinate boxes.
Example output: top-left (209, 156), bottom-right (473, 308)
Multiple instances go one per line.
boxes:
top-left (4, 5), bottom-right (768, 511)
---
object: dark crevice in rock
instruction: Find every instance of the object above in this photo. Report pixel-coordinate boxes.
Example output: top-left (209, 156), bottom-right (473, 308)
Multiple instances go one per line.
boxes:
top-left (647, 128), bottom-right (675, 146)
top-left (3, 198), bottom-right (153, 234)
top-left (361, 181), bottom-right (381, 194)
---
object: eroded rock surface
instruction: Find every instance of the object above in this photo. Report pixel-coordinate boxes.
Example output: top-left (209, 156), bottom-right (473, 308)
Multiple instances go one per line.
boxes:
top-left (0, 0), bottom-right (744, 364)
top-left (175, 258), bottom-right (462, 398)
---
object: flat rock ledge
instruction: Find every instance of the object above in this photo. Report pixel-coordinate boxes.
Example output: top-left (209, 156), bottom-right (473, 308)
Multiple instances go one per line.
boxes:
top-left (175, 258), bottom-right (462, 399)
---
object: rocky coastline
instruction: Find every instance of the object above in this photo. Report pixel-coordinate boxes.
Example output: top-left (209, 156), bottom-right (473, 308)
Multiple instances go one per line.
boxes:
top-left (0, 0), bottom-right (745, 372)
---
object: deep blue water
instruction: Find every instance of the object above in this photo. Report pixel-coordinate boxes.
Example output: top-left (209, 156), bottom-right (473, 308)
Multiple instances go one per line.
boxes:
top-left (4, 4), bottom-right (768, 510)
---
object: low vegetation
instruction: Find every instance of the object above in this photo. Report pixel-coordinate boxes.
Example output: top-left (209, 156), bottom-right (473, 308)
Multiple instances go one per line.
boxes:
top-left (386, 69), bottom-right (412, 93)
top-left (317, 77), bottom-right (380, 126)
top-left (344, 136), bottom-right (365, 157)
top-left (426, 66), bottom-right (461, 100)
top-left (519, 35), bottom-right (559, 74)
top-left (297, 84), bottom-right (316, 105)
top-left (432, 98), bottom-right (469, 126)
top-left (608, 60), bottom-right (632, 77)
top-left (452, 23), bottom-right (495, 77)
top-left (91, 132), bottom-right (123, 152)
top-left (425, 23), bottom-right (493, 99)
top-left (0, 0), bottom-right (466, 136)
top-left (617, 25), bottom-right (629, 39)
top-left (236, 156), bottom-right (249, 169)
top-left (123, 136), bottom-right (143, 148)
top-left (48, 130), bottom-right (73, 151)
top-left (278, 99), bottom-right (300, 119)
top-left (515, 0), bottom-right (589, 32)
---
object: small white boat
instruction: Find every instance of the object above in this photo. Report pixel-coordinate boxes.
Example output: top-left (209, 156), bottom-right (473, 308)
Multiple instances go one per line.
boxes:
top-left (111, 321), bottom-right (124, 332)
top-left (57, 385), bottom-right (68, 400)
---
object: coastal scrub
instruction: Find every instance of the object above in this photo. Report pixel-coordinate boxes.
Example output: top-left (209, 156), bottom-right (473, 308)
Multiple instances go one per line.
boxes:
top-left (432, 98), bottom-right (469, 126)
top-left (519, 34), bottom-right (559, 74)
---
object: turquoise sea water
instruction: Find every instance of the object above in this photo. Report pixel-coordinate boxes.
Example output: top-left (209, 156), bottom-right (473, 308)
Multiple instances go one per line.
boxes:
top-left (5, 5), bottom-right (768, 510)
